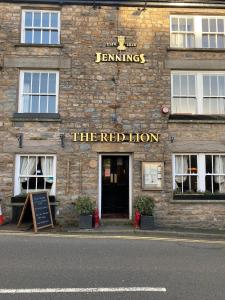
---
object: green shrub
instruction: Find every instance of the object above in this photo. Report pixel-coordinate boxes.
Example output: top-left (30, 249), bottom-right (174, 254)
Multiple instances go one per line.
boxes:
top-left (134, 195), bottom-right (154, 216)
top-left (75, 196), bottom-right (95, 215)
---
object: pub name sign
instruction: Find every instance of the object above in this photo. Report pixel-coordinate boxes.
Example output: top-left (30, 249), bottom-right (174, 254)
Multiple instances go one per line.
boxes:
top-left (95, 36), bottom-right (146, 64)
top-left (72, 132), bottom-right (159, 143)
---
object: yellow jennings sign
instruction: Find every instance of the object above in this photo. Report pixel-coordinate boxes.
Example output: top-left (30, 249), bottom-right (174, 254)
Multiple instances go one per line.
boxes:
top-left (95, 36), bottom-right (146, 64)
top-left (72, 132), bottom-right (159, 143)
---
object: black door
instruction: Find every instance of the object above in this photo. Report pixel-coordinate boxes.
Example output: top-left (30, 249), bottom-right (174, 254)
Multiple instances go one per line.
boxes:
top-left (102, 156), bottom-right (129, 218)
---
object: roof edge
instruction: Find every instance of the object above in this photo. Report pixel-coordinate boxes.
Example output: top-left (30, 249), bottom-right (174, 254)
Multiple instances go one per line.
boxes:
top-left (2, 0), bottom-right (225, 9)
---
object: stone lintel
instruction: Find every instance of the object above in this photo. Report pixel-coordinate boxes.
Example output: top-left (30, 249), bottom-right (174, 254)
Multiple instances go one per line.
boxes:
top-left (165, 59), bottom-right (225, 70)
top-left (4, 56), bottom-right (71, 69)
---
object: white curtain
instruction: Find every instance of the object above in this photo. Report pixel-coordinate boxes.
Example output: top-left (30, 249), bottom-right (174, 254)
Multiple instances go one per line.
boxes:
top-left (20, 157), bottom-right (36, 182)
top-left (41, 157), bottom-right (53, 183)
top-left (175, 155), bottom-right (188, 186)
top-left (214, 156), bottom-right (225, 192)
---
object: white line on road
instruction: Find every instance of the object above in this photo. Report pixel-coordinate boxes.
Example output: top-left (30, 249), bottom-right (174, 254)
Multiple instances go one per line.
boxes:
top-left (0, 287), bottom-right (167, 294)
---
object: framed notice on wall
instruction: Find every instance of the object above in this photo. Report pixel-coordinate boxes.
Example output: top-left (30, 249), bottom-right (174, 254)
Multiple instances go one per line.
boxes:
top-left (142, 162), bottom-right (164, 190)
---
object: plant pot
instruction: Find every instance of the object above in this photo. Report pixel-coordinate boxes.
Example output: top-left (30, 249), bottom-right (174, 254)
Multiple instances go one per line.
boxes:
top-left (79, 214), bottom-right (93, 229)
top-left (140, 215), bottom-right (154, 230)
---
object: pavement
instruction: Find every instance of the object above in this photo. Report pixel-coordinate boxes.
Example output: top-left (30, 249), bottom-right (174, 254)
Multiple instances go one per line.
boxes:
top-left (1, 222), bottom-right (225, 241)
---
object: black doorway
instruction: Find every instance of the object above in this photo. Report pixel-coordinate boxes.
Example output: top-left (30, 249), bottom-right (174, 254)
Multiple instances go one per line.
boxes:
top-left (102, 156), bottom-right (129, 218)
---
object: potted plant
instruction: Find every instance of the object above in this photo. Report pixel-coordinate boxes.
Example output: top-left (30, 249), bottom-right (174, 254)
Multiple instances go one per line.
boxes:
top-left (134, 195), bottom-right (155, 230)
top-left (75, 196), bottom-right (95, 229)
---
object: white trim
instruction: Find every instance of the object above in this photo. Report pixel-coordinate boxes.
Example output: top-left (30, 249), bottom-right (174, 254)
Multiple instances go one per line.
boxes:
top-left (173, 153), bottom-right (225, 193)
top-left (21, 10), bottom-right (61, 44)
top-left (14, 154), bottom-right (57, 196)
top-left (98, 154), bottom-right (132, 220)
top-left (171, 71), bottom-right (225, 115)
top-left (19, 70), bottom-right (59, 113)
top-left (170, 15), bottom-right (225, 49)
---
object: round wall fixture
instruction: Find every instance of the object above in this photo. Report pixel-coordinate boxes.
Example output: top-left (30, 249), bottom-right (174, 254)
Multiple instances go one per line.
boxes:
top-left (161, 106), bottom-right (169, 114)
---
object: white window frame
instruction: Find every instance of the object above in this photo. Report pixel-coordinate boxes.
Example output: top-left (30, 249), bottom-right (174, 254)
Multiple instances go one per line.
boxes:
top-left (21, 10), bottom-right (60, 44)
top-left (171, 70), bottom-right (225, 115)
top-left (14, 154), bottom-right (57, 196)
top-left (19, 70), bottom-right (59, 113)
top-left (173, 153), bottom-right (225, 194)
top-left (170, 15), bottom-right (225, 48)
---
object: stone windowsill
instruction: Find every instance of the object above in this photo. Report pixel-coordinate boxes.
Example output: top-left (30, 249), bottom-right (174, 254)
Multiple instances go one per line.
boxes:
top-left (167, 47), bottom-right (225, 52)
top-left (168, 114), bottom-right (225, 124)
top-left (14, 43), bottom-right (64, 48)
top-left (172, 193), bottom-right (225, 203)
top-left (12, 113), bottom-right (62, 122)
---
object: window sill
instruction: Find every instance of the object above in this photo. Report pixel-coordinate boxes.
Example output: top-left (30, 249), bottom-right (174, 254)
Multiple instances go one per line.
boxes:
top-left (12, 113), bottom-right (61, 122)
top-left (14, 43), bottom-right (64, 48)
top-left (169, 114), bottom-right (225, 124)
top-left (167, 47), bottom-right (225, 52)
top-left (173, 194), bottom-right (225, 203)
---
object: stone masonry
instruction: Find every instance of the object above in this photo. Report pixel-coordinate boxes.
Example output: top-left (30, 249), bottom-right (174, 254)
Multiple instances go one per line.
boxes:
top-left (0, 1), bottom-right (225, 229)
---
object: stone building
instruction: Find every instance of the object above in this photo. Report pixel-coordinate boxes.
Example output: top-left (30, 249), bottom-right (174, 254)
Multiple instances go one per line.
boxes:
top-left (1, 0), bottom-right (225, 229)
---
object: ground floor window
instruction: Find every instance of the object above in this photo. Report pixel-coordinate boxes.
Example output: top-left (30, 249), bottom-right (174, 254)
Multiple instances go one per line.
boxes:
top-left (14, 154), bottom-right (56, 195)
top-left (173, 154), bottom-right (225, 194)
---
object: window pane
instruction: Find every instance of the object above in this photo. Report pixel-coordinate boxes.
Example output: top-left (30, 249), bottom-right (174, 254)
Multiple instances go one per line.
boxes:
top-left (40, 73), bottom-right (48, 93)
top-left (209, 35), bottom-right (216, 48)
top-left (187, 19), bottom-right (194, 32)
top-left (48, 96), bottom-right (56, 113)
top-left (50, 30), bottom-right (58, 44)
top-left (24, 73), bottom-right (31, 93)
top-left (203, 98), bottom-right (217, 114)
top-left (202, 35), bottom-right (209, 47)
top-left (173, 75), bottom-right (180, 95)
top-left (51, 13), bottom-right (58, 27)
top-left (218, 98), bottom-right (225, 114)
top-left (33, 30), bottom-right (41, 43)
top-left (202, 19), bottom-right (208, 32)
top-left (49, 74), bottom-right (56, 93)
top-left (179, 18), bottom-right (186, 31)
top-left (217, 35), bottom-right (224, 48)
top-left (32, 73), bottom-right (40, 93)
top-left (218, 76), bottom-right (225, 96)
top-left (23, 95), bottom-right (31, 112)
top-left (33, 12), bottom-right (41, 27)
top-left (25, 30), bottom-right (32, 43)
top-left (203, 76), bottom-right (210, 96)
top-left (188, 75), bottom-right (195, 95)
top-left (187, 34), bottom-right (194, 48)
top-left (181, 75), bottom-right (188, 95)
top-left (210, 19), bottom-right (216, 32)
top-left (42, 30), bottom-right (49, 44)
top-left (42, 13), bottom-right (49, 27)
top-left (40, 96), bottom-right (47, 113)
top-left (25, 12), bottom-right (32, 27)
top-left (172, 97), bottom-right (196, 114)
top-left (218, 19), bottom-right (224, 33)
top-left (206, 155), bottom-right (212, 173)
top-left (190, 155), bottom-right (197, 173)
top-left (31, 96), bottom-right (39, 112)
top-left (211, 76), bottom-right (218, 96)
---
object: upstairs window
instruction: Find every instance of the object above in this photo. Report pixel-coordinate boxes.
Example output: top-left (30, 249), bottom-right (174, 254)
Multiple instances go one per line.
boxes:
top-left (21, 10), bottom-right (60, 44)
top-left (172, 71), bottom-right (225, 115)
top-left (19, 71), bottom-right (59, 113)
top-left (171, 16), bottom-right (195, 48)
top-left (170, 16), bottom-right (225, 49)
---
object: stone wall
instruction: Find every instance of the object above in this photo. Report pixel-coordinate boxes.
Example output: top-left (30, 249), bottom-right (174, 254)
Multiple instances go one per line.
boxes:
top-left (0, 3), bottom-right (225, 229)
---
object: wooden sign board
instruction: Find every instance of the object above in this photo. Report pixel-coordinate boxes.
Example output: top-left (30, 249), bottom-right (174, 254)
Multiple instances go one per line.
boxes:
top-left (17, 192), bottom-right (54, 233)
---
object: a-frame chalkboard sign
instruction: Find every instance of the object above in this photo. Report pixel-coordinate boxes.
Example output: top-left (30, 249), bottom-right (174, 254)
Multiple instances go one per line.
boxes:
top-left (17, 192), bottom-right (54, 233)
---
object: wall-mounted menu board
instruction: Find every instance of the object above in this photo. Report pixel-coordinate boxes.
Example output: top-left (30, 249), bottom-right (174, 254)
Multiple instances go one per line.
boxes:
top-left (142, 162), bottom-right (164, 190)
top-left (17, 192), bottom-right (54, 233)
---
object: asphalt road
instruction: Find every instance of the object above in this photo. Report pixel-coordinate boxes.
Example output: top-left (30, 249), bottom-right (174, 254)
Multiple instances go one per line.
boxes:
top-left (0, 233), bottom-right (225, 300)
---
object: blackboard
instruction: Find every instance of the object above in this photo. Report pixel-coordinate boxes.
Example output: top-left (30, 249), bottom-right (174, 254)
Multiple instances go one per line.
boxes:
top-left (17, 192), bottom-right (54, 233)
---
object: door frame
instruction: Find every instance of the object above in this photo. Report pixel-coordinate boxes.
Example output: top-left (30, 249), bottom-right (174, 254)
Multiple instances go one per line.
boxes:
top-left (98, 153), bottom-right (133, 220)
